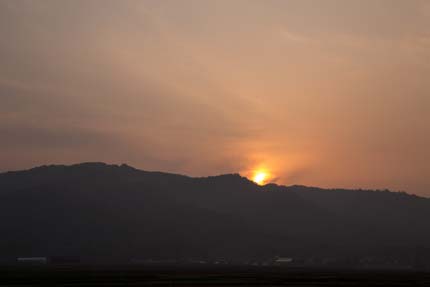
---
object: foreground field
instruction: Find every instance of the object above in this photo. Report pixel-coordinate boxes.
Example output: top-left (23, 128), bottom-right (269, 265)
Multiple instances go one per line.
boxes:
top-left (1, 266), bottom-right (430, 286)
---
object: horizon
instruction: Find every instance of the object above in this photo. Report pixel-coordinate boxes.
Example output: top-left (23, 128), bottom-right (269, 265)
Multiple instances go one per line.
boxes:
top-left (1, 161), bottom-right (424, 198)
top-left (1, 0), bottom-right (429, 196)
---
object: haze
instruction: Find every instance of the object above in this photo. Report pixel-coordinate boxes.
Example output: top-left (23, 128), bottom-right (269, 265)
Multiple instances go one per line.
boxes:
top-left (1, 0), bottom-right (429, 195)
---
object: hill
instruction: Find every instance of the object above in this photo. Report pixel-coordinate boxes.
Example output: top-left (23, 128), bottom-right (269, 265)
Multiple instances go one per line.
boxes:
top-left (0, 163), bottom-right (429, 266)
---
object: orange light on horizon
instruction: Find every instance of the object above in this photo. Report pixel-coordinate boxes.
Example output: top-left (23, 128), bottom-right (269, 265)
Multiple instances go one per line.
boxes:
top-left (252, 169), bottom-right (270, 185)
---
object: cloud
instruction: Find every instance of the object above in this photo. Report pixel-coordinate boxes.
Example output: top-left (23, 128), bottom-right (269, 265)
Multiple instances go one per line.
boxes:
top-left (0, 125), bottom-right (115, 149)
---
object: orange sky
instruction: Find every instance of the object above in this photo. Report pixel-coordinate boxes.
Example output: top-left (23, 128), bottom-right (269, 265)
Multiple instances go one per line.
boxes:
top-left (0, 0), bottom-right (429, 195)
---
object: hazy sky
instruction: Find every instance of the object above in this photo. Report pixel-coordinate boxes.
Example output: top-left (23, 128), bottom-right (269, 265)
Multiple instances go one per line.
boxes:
top-left (1, 0), bottom-right (429, 195)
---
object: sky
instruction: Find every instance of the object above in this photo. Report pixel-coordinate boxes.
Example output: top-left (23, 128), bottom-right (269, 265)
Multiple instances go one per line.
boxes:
top-left (1, 0), bottom-right (429, 195)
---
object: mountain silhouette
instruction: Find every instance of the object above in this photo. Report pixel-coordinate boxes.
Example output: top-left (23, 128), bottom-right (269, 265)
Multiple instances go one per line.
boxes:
top-left (1, 162), bottom-right (429, 265)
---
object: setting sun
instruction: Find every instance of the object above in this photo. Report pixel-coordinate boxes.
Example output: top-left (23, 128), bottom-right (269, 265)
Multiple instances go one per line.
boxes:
top-left (253, 171), bottom-right (268, 185)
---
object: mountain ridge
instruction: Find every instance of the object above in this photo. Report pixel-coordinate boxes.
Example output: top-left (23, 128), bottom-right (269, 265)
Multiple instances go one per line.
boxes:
top-left (1, 162), bottom-right (423, 199)
top-left (0, 162), bottom-right (429, 265)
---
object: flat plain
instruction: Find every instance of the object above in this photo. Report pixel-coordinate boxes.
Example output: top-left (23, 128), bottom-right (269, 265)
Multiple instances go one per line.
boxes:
top-left (1, 266), bottom-right (430, 286)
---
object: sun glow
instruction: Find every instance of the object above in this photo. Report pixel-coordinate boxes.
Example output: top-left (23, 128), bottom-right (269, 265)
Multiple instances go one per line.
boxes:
top-left (253, 170), bottom-right (269, 185)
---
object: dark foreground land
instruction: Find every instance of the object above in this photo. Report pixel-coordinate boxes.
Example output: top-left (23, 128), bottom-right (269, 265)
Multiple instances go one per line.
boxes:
top-left (1, 266), bottom-right (430, 286)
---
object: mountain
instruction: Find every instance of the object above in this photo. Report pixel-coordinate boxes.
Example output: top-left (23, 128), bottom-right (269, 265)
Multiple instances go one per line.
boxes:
top-left (0, 162), bottom-right (429, 265)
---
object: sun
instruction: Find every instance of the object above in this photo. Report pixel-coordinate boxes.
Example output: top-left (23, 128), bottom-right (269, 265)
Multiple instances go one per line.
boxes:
top-left (253, 170), bottom-right (268, 185)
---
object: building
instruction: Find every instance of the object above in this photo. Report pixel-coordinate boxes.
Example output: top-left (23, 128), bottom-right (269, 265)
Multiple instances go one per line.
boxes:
top-left (274, 257), bottom-right (293, 266)
top-left (17, 257), bottom-right (48, 264)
